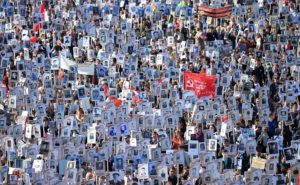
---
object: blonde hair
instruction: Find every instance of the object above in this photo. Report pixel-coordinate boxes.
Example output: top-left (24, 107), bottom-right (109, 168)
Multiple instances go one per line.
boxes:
top-left (85, 172), bottom-right (93, 180)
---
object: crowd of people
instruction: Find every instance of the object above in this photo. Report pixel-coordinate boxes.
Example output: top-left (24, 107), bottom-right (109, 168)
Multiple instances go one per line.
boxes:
top-left (0, 0), bottom-right (300, 184)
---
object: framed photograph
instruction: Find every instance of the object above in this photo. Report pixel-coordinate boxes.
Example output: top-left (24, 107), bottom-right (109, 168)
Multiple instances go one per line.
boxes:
top-left (63, 89), bottom-right (72, 100)
top-left (90, 88), bottom-right (100, 102)
top-left (114, 155), bottom-right (124, 170)
top-left (157, 166), bottom-right (168, 182)
top-left (95, 160), bottom-right (105, 174)
top-left (277, 107), bottom-right (288, 121)
top-left (87, 128), bottom-right (96, 144)
top-left (121, 21), bottom-right (127, 33)
top-left (10, 70), bottom-right (18, 81)
top-left (77, 86), bottom-right (86, 99)
top-left (92, 107), bottom-right (101, 121)
top-left (267, 141), bottom-right (279, 155)
top-left (9, 95), bottom-right (17, 109)
top-left (108, 125), bottom-right (117, 137)
top-left (119, 123), bottom-right (128, 136)
top-left (64, 36), bottom-right (72, 47)
top-left (66, 160), bottom-right (76, 169)
top-left (66, 168), bottom-right (77, 182)
top-left (82, 36), bottom-right (90, 47)
top-left (8, 174), bottom-right (18, 184)
top-left (207, 139), bottom-right (217, 151)
top-left (202, 170), bottom-right (212, 184)
top-left (266, 160), bottom-right (277, 175)
top-left (51, 57), bottom-right (59, 70)
top-left (291, 140), bottom-right (300, 160)
top-left (246, 139), bottom-right (257, 155)
top-left (1, 57), bottom-right (9, 68)
top-left (188, 140), bottom-right (199, 157)
top-left (160, 99), bottom-right (169, 110)
top-left (261, 175), bottom-right (277, 185)
top-left (16, 60), bottom-right (25, 71)
top-left (137, 164), bottom-right (149, 179)
top-left (197, 142), bottom-right (206, 153)
top-left (148, 162), bottom-right (157, 176)
top-left (73, 47), bottom-right (79, 58)
top-left (284, 147), bottom-right (295, 163)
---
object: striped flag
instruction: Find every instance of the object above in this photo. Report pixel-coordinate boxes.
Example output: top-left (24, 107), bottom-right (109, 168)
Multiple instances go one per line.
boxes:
top-left (198, 6), bottom-right (234, 18)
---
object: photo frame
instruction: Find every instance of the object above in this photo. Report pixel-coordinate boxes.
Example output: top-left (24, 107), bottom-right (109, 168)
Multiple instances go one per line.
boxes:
top-left (284, 147), bottom-right (295, 163)
top-left (208, 139), bottom-right (217, 151)
top-left (82, 36), bottom-right (90, 48)
top-left (64, 36), bottom-right (72, 47)
top-left (267, 141), bottom-right (279, 155)
top-left (157, 166), bottom-right (168, 182)
top-left (266, 159), bottom-right (277, 175)
top-left (95, 160), bottom-right (105, 174)
top-left (77, 86), bottom-right (86, 99)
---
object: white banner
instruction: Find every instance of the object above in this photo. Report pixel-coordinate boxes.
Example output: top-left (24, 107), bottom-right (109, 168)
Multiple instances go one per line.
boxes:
top-left (59, 55), bottom-right (95, 75)
top-left (78, 63), bottom-right (95, 75)
top-left (60, 55), bottom-right (76, 71)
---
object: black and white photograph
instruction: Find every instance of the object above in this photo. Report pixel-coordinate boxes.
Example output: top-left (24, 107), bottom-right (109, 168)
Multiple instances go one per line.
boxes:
top-left (77, 86), bottom-right (86, 99)
top-left (109, 171), bottom-right (124, 185)
top-left (119, 123), bottom-right (128, 136)
top-left (268, 141), bottom-right (279, 155)
top-left (138, 164), bottom-right (149, 179)
top-left (114, 156), bottom-right (124, 170)
top-left (10, 70), bottom-right (18, 81)
top-left (0, 0), bottom-right (298, 184)
top-left (284, 147), bottom-right (295, 163)
top-left (208, 139), bottom-right (217, 151)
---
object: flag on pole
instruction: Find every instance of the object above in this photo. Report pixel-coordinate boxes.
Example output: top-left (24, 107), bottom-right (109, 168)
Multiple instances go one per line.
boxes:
top-left (183, 72), bottom-right (216, 99)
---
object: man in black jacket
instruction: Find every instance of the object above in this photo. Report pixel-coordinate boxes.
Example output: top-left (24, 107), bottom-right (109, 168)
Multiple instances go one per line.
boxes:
top-left (252, 59), bottom-right (266, 86)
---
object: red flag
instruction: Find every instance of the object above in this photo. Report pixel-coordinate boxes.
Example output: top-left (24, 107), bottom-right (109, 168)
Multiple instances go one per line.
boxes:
top-left (114, 99), bottom-right (122, 107)
top-left (132, 96), bottom-right (141, 104)
top-left (184, 72), bottom-right (216, 99)
top-left (33, 24), bottom-right (41, 32)
top-left (30, 36), bottom-right (37, 43)
top-left (109, 97), bottom-right (123, 107)
top-left (39, 3), bottom-right (45, 13)
top-left (221, 116), bottom-right (228, 123)
top-left (199, 70), bottom-right (206, 76)
top-left (39, 2), bottom-right (45, 21)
